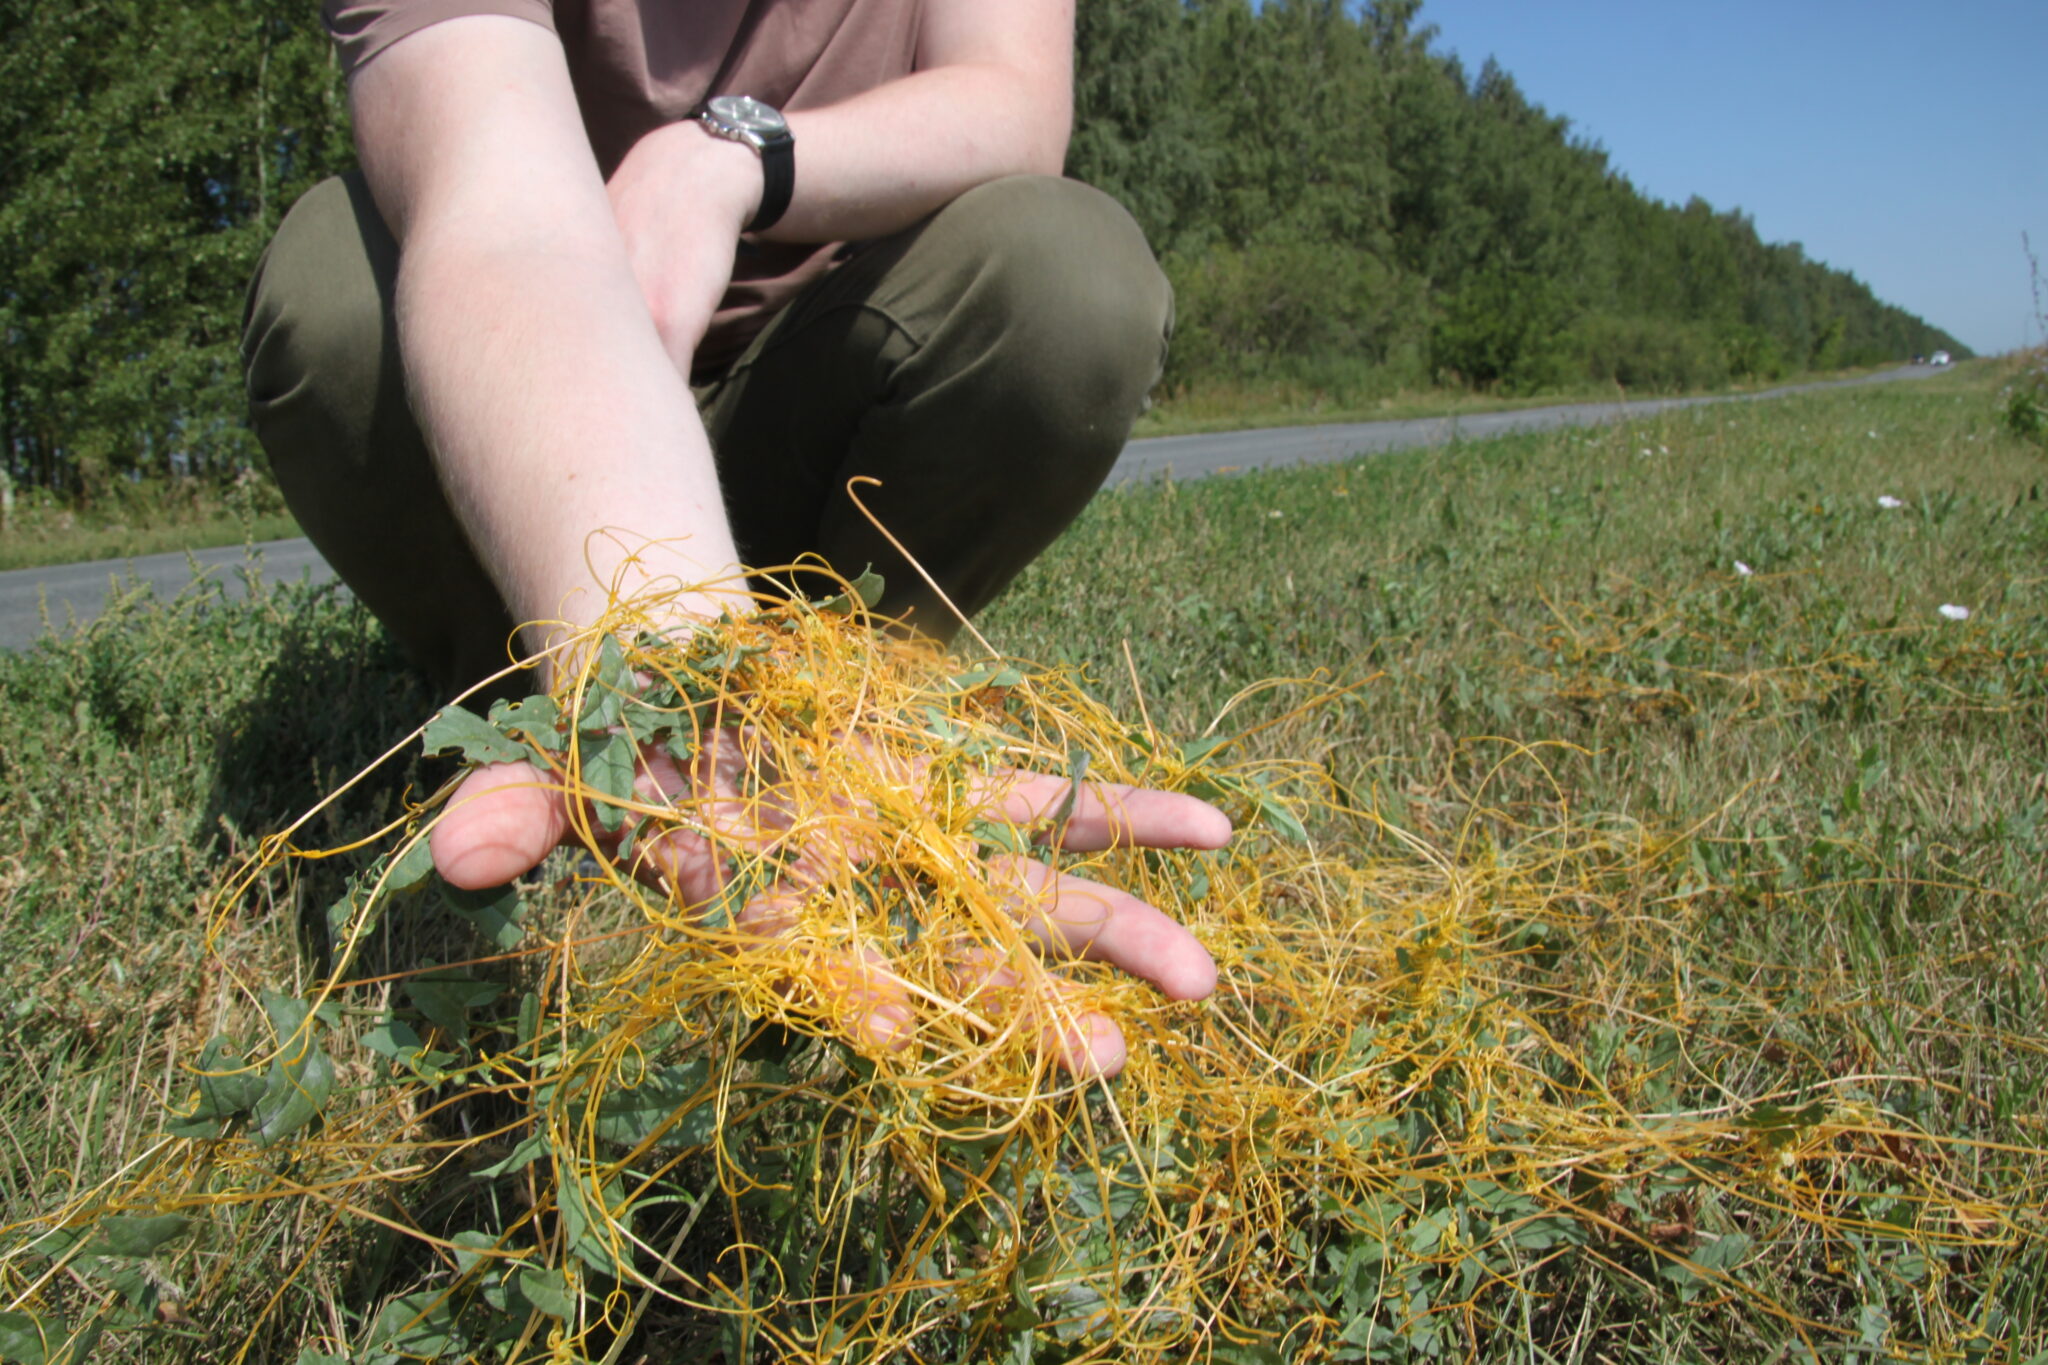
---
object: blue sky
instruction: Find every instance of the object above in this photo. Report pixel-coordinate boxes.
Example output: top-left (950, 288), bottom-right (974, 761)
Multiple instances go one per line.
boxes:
top-left (1417, 0), bottom-right (2047, 355)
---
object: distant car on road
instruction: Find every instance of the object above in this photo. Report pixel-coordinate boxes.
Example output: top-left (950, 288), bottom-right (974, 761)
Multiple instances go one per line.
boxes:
top-left (1930, 350), bottom-right (1952, 366)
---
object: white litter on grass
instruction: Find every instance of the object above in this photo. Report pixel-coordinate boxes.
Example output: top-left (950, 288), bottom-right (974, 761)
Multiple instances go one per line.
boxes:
top-left (1869, 430), bottom-right (1881, 438)
top-left (1878, 495), bottom-right (1905, 509)
top-left (1939, 604), bottom-right (1972, 621)
top-left (1734, 561), bottom-right (1755, 577)
top-left (1268, 509), bottom-right (1284, 519)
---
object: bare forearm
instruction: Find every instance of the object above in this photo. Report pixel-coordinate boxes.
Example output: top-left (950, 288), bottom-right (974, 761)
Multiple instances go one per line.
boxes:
top-left (395, 236), bottom-right (744, 651)
top-left (351, 16), bottom-right (749, 668)
top-left (613, 0), bottom-right (1073, 266)
top-left (765, 63), bottom-right (1071, 243)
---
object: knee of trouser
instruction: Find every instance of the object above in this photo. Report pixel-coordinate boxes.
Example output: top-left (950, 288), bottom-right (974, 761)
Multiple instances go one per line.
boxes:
top-left (929, 176), bottom-right (1173, 440)
top-left (241, 173), bottom-right (394, 441)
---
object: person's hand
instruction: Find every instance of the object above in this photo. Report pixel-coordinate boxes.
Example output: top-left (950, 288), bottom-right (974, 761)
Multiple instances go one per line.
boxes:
top-left (604, 121), bottom-right (764, 373)
top-left (430, 721), bottom-right (1231, 1079)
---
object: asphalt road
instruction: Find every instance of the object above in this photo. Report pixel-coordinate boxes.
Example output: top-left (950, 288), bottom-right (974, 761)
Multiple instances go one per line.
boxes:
top-left (0, 363), bottom-right (1945, 652)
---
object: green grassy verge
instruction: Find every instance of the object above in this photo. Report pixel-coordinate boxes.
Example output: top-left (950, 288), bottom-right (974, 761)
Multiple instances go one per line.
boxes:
top-left (1130, 360), bottom-right (1927, 438)
top-left (0, 365), bottom-right (1931, 572)
top-left (0, 510), bottom-right (304, 573)
top-left (1, 364), bottom-right (2042, 1360)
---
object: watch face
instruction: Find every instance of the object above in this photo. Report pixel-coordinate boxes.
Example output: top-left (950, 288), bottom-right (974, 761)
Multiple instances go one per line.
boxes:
top-left (707, 95), bottom-right (787, 137)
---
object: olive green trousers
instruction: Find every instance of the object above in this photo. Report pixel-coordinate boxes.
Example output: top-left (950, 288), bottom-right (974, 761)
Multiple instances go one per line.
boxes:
top-left (241, 172), bottom-right (1171, 694)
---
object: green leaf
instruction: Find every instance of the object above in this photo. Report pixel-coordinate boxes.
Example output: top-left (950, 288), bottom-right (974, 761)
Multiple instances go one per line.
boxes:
top-left (450, 1230), bottom-right (501, 1278)
top-left (557, 1176), bottom-right (626, 1277)
top-left (251, 1036), bottom-right (335, 1147)
top-left (0, 1311), bottom-right (101, 1365)
top-left (180, 1034), bottom-right (264, 1124)
top-left (1739, 1100), bottom-right (1827, 1147)
top-left (1253, 787), bottom-right (1309, 844)
top-left (1692, 1231), bottom-right (1752, 1274)
top-left (589, 1061), bottom-right (712, 1147)
top-left (488, 694), bottom-right (564, 752)
top-left (473, 1132), bottom-right (550, 1180)
top-left (361, 1018), bottom-right (425, 1063)
top-left (1212, 1347), bottom-right (1287, 1365)
top-left (952, 663), bottom-right (1027, 691)
top-left (1178, 734), bottom-right (1233, 765)
top-left (406, 976), bottom-right (505, 1044)
top-left (88, 1213), bottom-right (191, 1258)
top-left (371, 1291), bottom-right (463, 1358)
top-left (385, 837), bottom-right (436, 893)
top-left (261, 989), bottom-right (317, 1040)
top-left (999, 1263), bottom-right (1041, 1330)
top-left (447, 883), bottom-right (525, 951)
top-left (325, 869), bottom-right (382, 935)
top-left (666, 730), bottom-right (699, 767)
top-left (576, 636), bottom-right (630, 734)
top-left (619, 695), bottom-right (675, 747)
top-left (515, 1266), bottom-right (577, 1320)
top-left (846, 567), bottom-right (886, 606)
top-left (99, 1262), bottom-right (160, 1313)
top-left (1044, 1278), bottom-right (1110, 1344)
top-left (969, 818), bottom-right (1030, 856)
top-left (0, 1313), bottom-right (53, 1365)
top-left (581, 731), bottom-right (638, 834)
top-left (424, 704), bottom-right (530, 766)
top-left (1041, 747), bottom-right (1090, 842)
top-left (817, 567), bottom-right (886, 615)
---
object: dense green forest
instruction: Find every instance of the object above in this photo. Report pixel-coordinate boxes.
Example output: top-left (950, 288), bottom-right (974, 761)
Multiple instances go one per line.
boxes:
top-left (1, 0), bottom-right (1967, 502)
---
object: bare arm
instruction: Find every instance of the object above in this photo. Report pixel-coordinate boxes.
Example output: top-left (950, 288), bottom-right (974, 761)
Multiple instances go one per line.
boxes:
top-left (361, 9), bottom-right (1222, 1074)
top-left (771, 0), bottom-right (1075, 241)
top-left (607, 0), bottom-right (1075, 368)
top-left (349, 16), bottom-right (749, 664)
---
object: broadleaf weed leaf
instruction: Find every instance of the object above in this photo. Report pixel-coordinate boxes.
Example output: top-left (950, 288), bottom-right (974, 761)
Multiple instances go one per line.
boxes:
top-left (424, 704), bottom-right (530, 766)
top-left (487, 694), bottom-right (563, 753)
top-left (250, 1038), bottom-right (335, 1147)
top-left (582, 731), bottom-right (638, 833)
top-left (406, 977), bottom-right (505, 1045)
top-left (88, 1214), bottom-right (192, 1259)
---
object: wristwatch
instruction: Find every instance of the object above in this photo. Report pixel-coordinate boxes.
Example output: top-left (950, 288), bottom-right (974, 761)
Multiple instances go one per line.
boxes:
top-left (696, 94), bottom-right (795, 234)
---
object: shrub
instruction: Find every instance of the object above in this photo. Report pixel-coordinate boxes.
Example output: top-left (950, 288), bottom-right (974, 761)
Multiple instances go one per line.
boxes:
top-left (1162, 230), bottom-right (1430, 393)
top-left (1561, 313), bottom-right (1731, 392)
top-left (2002, 351), bottom-right (2048, 447)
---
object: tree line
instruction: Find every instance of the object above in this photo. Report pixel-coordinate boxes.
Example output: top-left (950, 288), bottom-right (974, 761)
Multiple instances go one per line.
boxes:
top-left (1074, 0), bottom-right (1965, 398)
top-left (1, 0), bottom-right (1967, 502)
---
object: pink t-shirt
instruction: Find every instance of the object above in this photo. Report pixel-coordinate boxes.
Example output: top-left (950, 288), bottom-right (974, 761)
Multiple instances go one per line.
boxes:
top-left (324, 0), bottom-right (923, 371)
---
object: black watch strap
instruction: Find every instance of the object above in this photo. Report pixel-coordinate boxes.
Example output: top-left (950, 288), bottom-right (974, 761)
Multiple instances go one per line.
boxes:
top-left (747, 131), bottom-right (794, 234)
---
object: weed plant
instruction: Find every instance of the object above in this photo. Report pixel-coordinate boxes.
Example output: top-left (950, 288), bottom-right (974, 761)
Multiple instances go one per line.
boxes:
top-left (0, 368), bottom-right (2042, 1362)
top-left (1998, 235), bottom-right (2048, 450)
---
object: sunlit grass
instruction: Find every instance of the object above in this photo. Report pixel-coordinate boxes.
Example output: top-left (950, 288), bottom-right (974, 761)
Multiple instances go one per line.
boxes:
top-left (0, 363), bottom-right (2041, 1361)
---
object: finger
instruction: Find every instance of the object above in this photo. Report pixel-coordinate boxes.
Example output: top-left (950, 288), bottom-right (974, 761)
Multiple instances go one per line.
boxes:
top-left (733, 888), bottom-right (917, 1054)
top-left (994, 773), bottom-right (1233, 853)
top-left (998, 857), bottom-right (1219, 1003)
top-left (431, 761), bottom-right (570, 890)
top-left (807, 944), bottom-right (919, 1054)
top-left (946, 949), bottom-right (1128, 1079)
